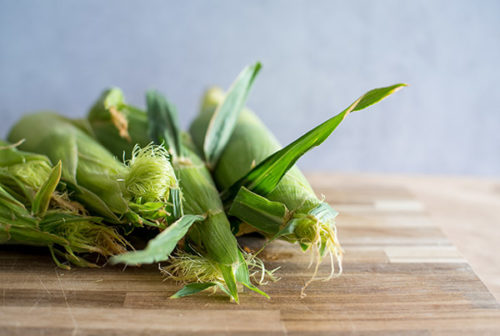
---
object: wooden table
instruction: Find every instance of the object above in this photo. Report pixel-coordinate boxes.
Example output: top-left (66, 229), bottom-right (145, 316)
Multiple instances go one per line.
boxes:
top-left (1, 174), bottom-right (499, 335)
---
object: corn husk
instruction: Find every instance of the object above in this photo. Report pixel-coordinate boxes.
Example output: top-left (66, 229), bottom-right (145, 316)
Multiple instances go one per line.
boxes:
top-left (86, 88), bottom-right (262, 302)
top-left (7, 112), bottom-right (178, 229)
top-left (189, 89), bottom-right (339, 292)
top-left (190, 83), bottom-right (406, 294)
top-left (88, 89), bottom-right (150, 160)
top-left (192, 87), bottom-right (327, 224)
top-left (0, 141), bottom-right (129, 269)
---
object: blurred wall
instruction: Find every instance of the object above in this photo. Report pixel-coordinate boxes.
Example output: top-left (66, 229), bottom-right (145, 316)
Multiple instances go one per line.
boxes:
top-left (1, 0), bottom-right (499, 175)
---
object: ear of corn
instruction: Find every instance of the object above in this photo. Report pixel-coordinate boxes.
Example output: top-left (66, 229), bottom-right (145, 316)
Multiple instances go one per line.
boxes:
top-left (86, 83), bottom-right (267, 302)
top-left (190, 87), bottom-right (331, 236)
top-left (7, 112), bottom-right (179, 229)
top-left (146, 88), bottom-right (270, 303)
top-left (189, 84), bottom-right (406, 293)
top-left (0, 141), bottom-right (129, 269)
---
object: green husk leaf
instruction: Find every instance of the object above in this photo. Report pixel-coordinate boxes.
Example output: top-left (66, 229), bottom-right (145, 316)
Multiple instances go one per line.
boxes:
top-left (219, 264), bottom-right (239, 303)
top-left (75, 185), bottom-right (121, 223)
top-left (110, 214), bottom-right (204, 265)
top-left (273, 218), bottom-right (300, 241)
top-left (242, 282), bottom-right (270, 299)
top-left (170, 282), bottom-right (217, 298)
top-left (147, 107), bottom-right (244, 299)
top-left (0, 184), bottom-right (28, 216)
top-left (168, 188), bottom-right (183, 220)
top-left (252, 217), bottom-right (301, 253)
top-left (0, 221), bottom-right (69, 246)
top-left (46, 131), bottom-right (79, 186)
top-left (48, 246), bottom-right (71, 270)
top-left (30, 127), bottom-right (120, 221)
top-left (228, 187), bottom-right (287, 235)
top-left (146, 90), bottom-right (183, 158)
top-left (235, 250), bottom-right (270, 299)
top-left (203, 62), bottom-right (261, 168)
top-left (221, 83), bottom-right (407, 203)
top-left (32, 161), bottom-right (62, 217)
top-left (214, 282), bottom-right (233, 297)
top-left (145, 91), bottom-right (183, 221)
top-left (235, 250), bottom-right (251, 283)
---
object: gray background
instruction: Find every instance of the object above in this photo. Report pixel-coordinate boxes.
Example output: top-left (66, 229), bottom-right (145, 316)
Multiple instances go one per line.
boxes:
top-left (1, 0), bottom-right (499, 176)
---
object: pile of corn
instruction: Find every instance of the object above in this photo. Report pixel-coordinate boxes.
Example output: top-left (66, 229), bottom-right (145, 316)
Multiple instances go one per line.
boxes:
top-left (1, 62), bottom-right (405, 302)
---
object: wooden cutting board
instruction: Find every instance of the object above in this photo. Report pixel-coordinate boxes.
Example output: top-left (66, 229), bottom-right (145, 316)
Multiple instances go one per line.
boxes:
top-left (1, 176), bottom-right (499, 335)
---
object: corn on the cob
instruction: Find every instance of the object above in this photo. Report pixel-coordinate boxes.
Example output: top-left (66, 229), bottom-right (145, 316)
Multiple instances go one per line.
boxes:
top-left (189, 88), bottom-right (341, 291)
top-left (190, 83), bottom-right (406, 294)
top-left (86, 88), bottom-right (263, 302)
top-left (7, 112), bottom-right (178, 229)
top-left (0, 141), bottom-right (128, 269)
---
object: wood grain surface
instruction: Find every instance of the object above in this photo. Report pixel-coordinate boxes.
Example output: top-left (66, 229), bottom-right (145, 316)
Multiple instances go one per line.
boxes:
top-left (1, 175), bottom-right (499, 335)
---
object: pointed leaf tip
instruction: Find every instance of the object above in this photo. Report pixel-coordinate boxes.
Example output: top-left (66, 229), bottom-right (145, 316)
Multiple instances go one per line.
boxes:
top-left (109, 214), bottom-right (203, 266)
top-left (32, 160), bottom-right (62, 217)
top-left (146, 90), bottom-right (183, 158)
top-left (203, 62), bottom-right (262, 168)
top-left (170, 282), bottom-right (217, 299)
top-left (221, 83), bottom-right (406, 203)
top-left (351, 83), bottom-right (407, 112)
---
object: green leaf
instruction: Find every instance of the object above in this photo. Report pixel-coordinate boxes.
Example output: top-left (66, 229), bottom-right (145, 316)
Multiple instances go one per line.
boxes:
top-left (242, 282), bottom-right (270, 299)
top-left (109, 214), bottom-right (204, 265)
top-left (32, 161), bottom-right (62, 217)
top-left (228, 187), bottom-right (287, 235)
top-left (168, 187), bottom-right (183, 221)
top-left (43, 132), bottom-right (79, 185)
top-left (221, 83), bottom-right (407, 202)
top-left (236, 251), bottom-right (270, 299)
top-left (214, 282), bottom-right (232, 297)
top-left (146, 90), bottom-right (183, 158)
top-left (203, 62), bottom-right (261, 168)
top-left (0, 171), bottom-right (33, 204)
top-left (259, 217), bottom-right (301, 248)
top-left (0, 140), bottom-right (51, 168)
top-left (350, 84), bottom-right (406, 112)
top-left (49, 246), bottom-right (71, 270)
top-left (0, 184), bottom-right (28, 216)
top-left (170, 282), bottom-right (217, 298)
top-left (235, 250), bottom-right (270, 299)
top-left (1, 224), bottom-right (69, 246)
top-left (74, 185), bottom-right (121, 223)
top-left (219, 264), bottom-right (239, 303)
top-left (235, 249), bottom-right (251, 284)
